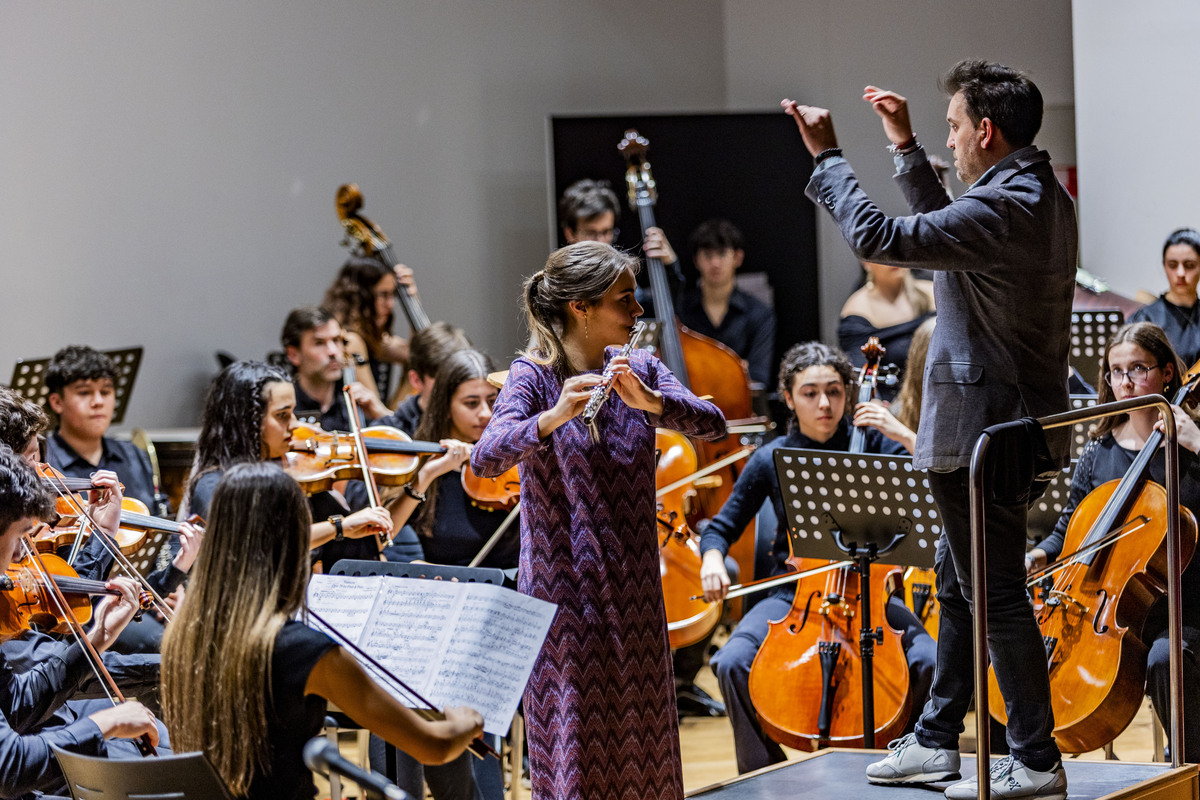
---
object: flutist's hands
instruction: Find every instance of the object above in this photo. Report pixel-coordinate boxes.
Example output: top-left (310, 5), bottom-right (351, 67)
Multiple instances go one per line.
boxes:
top-left (781, 99), bottom-right (838, 157)
top-left (863, 85), bottom-right (914, 146)
top-left (538, 374), bottom-right (604, 438)
top-left (608, 356), bottom-right (664, 416)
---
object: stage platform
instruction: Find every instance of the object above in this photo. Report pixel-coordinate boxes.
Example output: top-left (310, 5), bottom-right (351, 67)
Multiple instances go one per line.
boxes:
top-left (687, 749), bottom-right (1198, 800)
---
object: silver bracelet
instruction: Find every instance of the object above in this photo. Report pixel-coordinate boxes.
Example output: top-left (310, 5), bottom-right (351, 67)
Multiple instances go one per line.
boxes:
top-left (887, 136), bottom-right (921, 156)
top-left (404, 483), bottom-right (427, 502)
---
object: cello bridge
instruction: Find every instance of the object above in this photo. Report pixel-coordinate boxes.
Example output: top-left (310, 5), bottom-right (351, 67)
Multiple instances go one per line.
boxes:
top-left (1046, 590), bottom-right (1088, 614)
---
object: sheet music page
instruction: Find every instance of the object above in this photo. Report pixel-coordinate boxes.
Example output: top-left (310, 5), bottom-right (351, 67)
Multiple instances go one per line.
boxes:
top-left (305, 574), bottom-right (383, 644)
top-left (305, 573), bottom-right (556, 736)
top-left (423, 582), bottom-right (556, 734)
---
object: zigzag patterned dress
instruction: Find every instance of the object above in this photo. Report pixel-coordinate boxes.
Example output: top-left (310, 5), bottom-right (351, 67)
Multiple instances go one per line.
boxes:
top-left (471, 348), bottom-right (725, 800)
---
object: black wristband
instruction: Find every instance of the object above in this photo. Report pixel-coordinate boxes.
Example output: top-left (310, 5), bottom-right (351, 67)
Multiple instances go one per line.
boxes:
top-left (329, 515), bottom-right (344, 541)
top-left (814, 147), bottom-right (843, 165)
top-left (404, 483), bottom-right (427, 503)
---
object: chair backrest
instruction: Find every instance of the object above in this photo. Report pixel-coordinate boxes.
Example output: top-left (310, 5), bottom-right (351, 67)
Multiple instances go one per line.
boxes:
top-left (52, 745), bottom-right (233, 800)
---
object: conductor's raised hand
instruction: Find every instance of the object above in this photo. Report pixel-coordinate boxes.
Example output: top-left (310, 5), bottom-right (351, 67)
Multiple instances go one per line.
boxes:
top-left (780, 99), bottom-right (838, 157)
top-left (862, 85), bottom-right (914, 147)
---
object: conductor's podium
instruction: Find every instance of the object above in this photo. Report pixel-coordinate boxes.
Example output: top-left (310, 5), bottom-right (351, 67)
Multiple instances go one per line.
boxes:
top-left (687, 750), bottom-right (1197, 800)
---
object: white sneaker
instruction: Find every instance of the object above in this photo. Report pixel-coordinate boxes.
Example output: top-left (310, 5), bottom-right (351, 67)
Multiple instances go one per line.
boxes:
top-left (944, 755), bottom-right (1067, 800)
top-left (866, 733), bottom-right (962, 784)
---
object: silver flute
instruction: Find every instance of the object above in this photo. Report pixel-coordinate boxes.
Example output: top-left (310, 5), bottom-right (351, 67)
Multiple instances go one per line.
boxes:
top-left (582, 321), bottom-right (648, 430)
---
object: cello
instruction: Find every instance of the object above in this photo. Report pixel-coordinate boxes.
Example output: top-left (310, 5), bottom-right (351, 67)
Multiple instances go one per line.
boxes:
top-left (988, 369), bottom-right (1200, 753)
top-left (618, 129), bottom-right (762, 623)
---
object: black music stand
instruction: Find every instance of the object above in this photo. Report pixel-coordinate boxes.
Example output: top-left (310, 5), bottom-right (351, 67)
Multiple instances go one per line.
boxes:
top-left (126, 527), bottom-right (174, 580)
top-left (1071, 309), bottom-right (1124, 390)
top-left (9, 346), bottom-right (143, 426)
top-left (772, 449), bottom-right (940, 750)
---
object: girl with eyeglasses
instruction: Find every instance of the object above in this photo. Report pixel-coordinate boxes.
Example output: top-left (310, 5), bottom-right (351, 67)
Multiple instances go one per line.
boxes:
top-left (1026, 321), bottom-right (1200, 759)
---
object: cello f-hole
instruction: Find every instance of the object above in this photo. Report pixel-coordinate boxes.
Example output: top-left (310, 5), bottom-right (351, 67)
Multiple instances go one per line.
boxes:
top-left (1091, 589), bottom-right (1110, 635)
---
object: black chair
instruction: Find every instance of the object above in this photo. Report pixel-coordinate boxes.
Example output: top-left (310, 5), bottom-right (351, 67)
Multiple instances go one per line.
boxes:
top-left (52, 745), bottom-right (232, 800)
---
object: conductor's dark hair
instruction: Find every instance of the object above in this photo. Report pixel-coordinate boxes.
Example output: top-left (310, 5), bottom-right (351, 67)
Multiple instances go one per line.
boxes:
top-left (45, 345), bottom-right (117, 396)
top-left (558, 179), bottom-right (621, 231)
top-left (940, 59), bottom-right (1043, 149)
top-left (0, 444), bottom-right (54, 535)
top-left (280, 306), bottom-right (336, 351)
top-left (1163, 228), bottom-right (1200, 261)
top-left (0, 387), bottom-right (49, 453)
top-left (689, 219), bottom-right (745, 256)
top-left (777, 342), bottom-right (856, 430)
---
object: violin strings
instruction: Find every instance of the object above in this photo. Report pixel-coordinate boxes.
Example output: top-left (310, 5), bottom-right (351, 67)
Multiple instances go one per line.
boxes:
top-left (40, 476), bottom-right (173, 619)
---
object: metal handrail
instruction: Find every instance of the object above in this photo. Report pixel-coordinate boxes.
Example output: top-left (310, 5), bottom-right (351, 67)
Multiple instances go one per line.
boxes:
top-left (969, 394), bottom-right (1184, 800)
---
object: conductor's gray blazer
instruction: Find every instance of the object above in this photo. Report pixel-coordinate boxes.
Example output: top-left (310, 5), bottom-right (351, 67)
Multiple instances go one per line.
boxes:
top-left (807, 145), bottom-right (1077, 472)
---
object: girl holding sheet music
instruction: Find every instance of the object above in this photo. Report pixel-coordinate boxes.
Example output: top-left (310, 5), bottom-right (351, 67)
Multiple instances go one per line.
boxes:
top-left (161, 461), bottom-right (483, 800)
top-left (470, 242), bottom-right (726, 800)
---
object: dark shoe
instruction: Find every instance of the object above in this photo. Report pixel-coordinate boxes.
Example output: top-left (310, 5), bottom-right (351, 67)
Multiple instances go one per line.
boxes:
top-left (676, 683), bottom-right (726, 717)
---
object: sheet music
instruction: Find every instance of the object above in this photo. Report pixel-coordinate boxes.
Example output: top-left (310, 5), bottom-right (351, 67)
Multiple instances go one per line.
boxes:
top-left (306, 574), bottom-right (556, 735)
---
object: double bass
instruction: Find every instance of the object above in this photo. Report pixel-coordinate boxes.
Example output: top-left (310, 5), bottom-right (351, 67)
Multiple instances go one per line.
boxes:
top-left (988, 369), bottom-right (1200, 753)
top-left (618, 130), bottom-right (761, 626)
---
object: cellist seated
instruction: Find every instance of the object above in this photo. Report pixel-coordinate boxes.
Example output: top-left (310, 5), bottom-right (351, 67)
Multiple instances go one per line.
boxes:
top-left (698, 342), bottom-right (934, 774)
top-left (1026, 321), bottom-right (1200, 761)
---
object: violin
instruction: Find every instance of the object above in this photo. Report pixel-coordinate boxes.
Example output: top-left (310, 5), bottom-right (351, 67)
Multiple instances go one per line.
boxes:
top-left (336, 183), bottom-right (431, 332)
top-left (619, 129), bottom-right (764, 619)
top-left (460, 464), bottom-right (520, 512)
top-left (849, 337), bottom-right (886, 454)
top-left (748, 557), bottom-right (910, 750)
top-left (0, 552), bottom-right (152, 639)
top-left (988, 367), bottom-right (1200, 753)
top-left (284, 423), bottom-right (446, 494)
top-left (656, 430), bottom-right (722, 649)
top-left (38, 497), bottom-right (184, 557)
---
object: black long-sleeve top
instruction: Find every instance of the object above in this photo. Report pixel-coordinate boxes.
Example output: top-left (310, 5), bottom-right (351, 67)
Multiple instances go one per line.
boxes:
top-left (699, 418), bottom-right (906, 580)
top-left (1034, 433), bottom-right (1200, 628)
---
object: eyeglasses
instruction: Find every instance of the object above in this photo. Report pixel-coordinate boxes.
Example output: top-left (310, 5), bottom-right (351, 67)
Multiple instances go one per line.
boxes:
top-left (1104, 364), bottom-right (1160, 386)
top-left (572, 227), bottom-right (619, 243)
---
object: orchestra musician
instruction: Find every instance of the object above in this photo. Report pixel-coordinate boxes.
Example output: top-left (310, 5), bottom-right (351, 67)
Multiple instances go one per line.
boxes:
top-left (1026, 321), bottom-right (1200, 761)
top-left (1130, 228), bottom-right (1200, 367)
top-left (181, 361), bottom-right (393, 568)
top-left (838, 264), bottom-right (936, 404)
top-left (699, 341), bottom-right (933, 773)
top-left (43, 345), bottom-right (159, 511)
top-left (373, 322), bottom-right (472, 436)
top-left (323, 257), bottom-right (420, 409)
top-left (161, 461), bottom-right (484, 800)
top-left (470, 241), bottom-right (725, 800)
top-left (0, 444), bottom-right (164, 798)
top-left (282, 306), bottom-right (390, 431)
top-left (784, 59), bottom-right (1076, 799)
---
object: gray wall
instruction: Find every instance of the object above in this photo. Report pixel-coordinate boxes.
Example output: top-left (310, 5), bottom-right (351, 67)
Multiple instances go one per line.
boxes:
top-left (1073, 0), bottom-right (1200, 300)
top-left (0, 1), bottom-right (726, 428)
top-left (3, 2), bottom-right (1081, 429)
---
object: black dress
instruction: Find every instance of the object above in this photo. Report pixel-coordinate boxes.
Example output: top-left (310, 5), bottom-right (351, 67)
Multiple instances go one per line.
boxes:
top-left (837, 312), bottom-right (935, 403)
top-left (247, 621), bottom-right (337, 800)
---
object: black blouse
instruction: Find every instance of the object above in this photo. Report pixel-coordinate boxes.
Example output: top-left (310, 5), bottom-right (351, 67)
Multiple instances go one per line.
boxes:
top-left (396, 473), bottom-right (519, 570)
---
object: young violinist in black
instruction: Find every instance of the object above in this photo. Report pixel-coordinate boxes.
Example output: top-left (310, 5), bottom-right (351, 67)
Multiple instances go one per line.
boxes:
top-left (1026, 321), bottom-right (1200, 761)
top-left (0, 444), bottom-right (162, 797)
top-left (183, 361), bottom-right (393, 570)
top-left (698, 342), bottom-right (933, 773)
top-left (161, 461), bottom-right (483, 800)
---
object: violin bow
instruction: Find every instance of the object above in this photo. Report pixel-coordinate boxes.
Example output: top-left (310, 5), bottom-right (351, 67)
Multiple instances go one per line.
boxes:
top-left (16, 535), bottom-right (157, 756)
top-left (39, 472), bottom-right (175, 621)
top-left (467, 503), bottom-right (521, 569)
top-left (306, 608), bottom-right (496, 760)
top-left (342, 387), bottom-right (393, 549)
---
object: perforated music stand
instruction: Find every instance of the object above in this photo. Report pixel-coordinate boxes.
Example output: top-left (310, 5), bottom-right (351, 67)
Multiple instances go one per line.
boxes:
top-left (773, 449), bottom-right (939, 569)
top-left (1071, 310), bottom-right (1124, 390)
top-left (126, 527), bottom-right (174, 580)
top-left (8, 347), bottom-right (143, 426)
top-left (1028, 395), bottom-right (1098, 542)
top-left (772, 448), bottom-right (940, 750)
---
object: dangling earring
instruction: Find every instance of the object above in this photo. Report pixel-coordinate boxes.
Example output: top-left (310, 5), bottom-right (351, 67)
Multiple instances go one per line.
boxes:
top-left (584, 314), bottom-right (589, 340)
